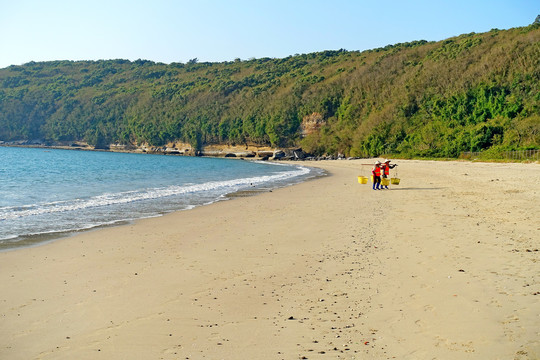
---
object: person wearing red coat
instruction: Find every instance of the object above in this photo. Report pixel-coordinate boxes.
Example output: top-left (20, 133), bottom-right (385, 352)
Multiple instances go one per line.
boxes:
top-left (372, 161), bottom-right (382, 190)
top-left (381, 159), bottom-right (398, 189)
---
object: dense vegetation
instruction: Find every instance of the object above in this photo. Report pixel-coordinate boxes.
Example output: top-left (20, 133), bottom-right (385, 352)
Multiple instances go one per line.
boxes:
top-left (0, 24), bottom-right (538, 157)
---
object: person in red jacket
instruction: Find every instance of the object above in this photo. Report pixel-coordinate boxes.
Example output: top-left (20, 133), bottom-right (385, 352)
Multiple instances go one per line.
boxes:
top-left (381, 159), bottom-right (398, 189)
top-left (372, 161), bottom-right (382, 190)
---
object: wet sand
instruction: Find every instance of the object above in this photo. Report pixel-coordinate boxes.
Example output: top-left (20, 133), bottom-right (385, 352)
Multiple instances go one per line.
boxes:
top-left (1, 160), bottom-right (538, 359)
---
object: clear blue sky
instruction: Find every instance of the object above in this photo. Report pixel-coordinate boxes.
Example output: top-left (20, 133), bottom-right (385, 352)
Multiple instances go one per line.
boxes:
top-left (0, 0), bottom-right (537, 69)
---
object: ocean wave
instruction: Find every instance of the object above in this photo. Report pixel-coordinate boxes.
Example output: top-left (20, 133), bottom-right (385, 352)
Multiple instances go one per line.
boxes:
top-left (0, 166), bottom-right (310, 221)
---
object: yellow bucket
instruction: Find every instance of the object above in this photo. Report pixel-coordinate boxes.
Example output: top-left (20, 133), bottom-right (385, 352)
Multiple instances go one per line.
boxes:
top-left (390, 178), bottom-right (401, 185)
top-left (381, 178), bottom-right (390, 186)
top-left (358, 176), bottom-right (368, 184)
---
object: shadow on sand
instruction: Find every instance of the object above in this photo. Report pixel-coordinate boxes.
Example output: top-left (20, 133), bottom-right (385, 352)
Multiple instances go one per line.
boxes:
top-left (387, 187), bottom-right (444, 191)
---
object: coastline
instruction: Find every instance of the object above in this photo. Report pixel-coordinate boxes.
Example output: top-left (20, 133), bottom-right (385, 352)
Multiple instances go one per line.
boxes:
top-left (0, 142), bottom-right (281, 159)
top-left (1, 160), bottom-right (538, 359)
top-left (0, 148), bottom-right (323, 252)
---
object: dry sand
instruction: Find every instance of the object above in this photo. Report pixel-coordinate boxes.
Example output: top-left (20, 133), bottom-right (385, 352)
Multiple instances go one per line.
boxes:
top-left (1, 159), bottom-right (538, 360)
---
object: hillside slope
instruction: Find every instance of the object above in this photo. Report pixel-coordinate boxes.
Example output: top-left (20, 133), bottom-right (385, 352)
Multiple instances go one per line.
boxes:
top-left (0, 24), bottom-right (538, 157)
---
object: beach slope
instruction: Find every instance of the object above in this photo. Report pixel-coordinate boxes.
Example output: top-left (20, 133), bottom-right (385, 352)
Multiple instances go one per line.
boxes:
top-left (1, 160), bottom-right (538, 359)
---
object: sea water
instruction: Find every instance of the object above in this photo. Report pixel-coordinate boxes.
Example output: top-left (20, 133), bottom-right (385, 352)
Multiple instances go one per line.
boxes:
top-left (0, 147), bottom-right (322, 250)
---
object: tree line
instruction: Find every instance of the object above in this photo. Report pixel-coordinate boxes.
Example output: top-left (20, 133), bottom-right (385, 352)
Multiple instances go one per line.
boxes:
top-left (0, 24), bottom-right (538, 157)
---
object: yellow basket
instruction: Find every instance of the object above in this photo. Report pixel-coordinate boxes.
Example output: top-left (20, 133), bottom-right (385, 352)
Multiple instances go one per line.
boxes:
top-left (381, 178), bottom-right (390, 186)
top-left (358, 176), bottom-right (368, 184)
top-left (390, 178), bottom-right (401, 185)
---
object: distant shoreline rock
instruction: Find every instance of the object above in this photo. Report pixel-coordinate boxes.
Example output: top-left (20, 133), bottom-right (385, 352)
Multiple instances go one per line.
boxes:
top-left (0, 140), bottom-right (361, 161)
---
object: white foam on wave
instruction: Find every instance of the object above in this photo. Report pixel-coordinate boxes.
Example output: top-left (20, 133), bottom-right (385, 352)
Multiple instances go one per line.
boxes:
top-left (0, 165), bottom-right (310, 221)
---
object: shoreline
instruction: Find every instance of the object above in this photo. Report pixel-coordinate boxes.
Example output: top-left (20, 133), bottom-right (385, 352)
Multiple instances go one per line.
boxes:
top-left (0, 142), bottom-right (281, 159)
top-left (2, 143), bottom-right (539, 165)
top-left (0, 153), bottom-right (325, 252)
top-left (1, 160), bottom-right (538, 359)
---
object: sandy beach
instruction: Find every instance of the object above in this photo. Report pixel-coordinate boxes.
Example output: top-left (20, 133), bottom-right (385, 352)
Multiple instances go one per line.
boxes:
top-left (1, 159), bottom-right (538, 360)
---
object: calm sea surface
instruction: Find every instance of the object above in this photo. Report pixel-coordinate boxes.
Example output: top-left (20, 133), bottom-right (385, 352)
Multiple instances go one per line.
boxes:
top-left (0, 147), bottom-right (322, 250)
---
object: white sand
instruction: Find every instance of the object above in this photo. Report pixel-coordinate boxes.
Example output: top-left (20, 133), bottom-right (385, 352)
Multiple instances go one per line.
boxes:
top-left (1, 159), bottom-right (538, 359)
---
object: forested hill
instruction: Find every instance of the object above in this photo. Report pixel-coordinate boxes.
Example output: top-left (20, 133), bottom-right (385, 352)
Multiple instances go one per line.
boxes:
top-left (0, 24), bottom-right (538, 158)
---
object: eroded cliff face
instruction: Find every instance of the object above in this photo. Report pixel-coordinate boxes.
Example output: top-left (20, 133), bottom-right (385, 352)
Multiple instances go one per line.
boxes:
top-left (300, 113), bottom-right (326, 137)
top-left (120, 142), bottom-right (278, 158)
